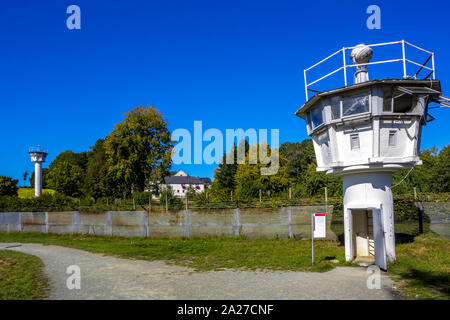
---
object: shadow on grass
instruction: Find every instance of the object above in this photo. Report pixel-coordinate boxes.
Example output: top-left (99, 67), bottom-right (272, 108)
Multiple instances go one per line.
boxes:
top-left (399, 268), bottom-right (450, 298)
top-left (395, 233), bottom-right (416, 244)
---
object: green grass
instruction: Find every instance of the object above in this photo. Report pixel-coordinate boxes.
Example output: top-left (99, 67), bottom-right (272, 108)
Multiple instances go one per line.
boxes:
top-left (0, 232), bottom-right (349, 272)
top-left (0, 249), bottom-right (49, 300)
top-left (388, 233), bottom-right (450, 300)
top-left (18, 188), bottom-right (55, 199)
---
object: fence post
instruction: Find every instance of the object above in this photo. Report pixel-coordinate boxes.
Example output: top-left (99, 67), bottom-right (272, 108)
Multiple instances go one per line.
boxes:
top-left (18, 212), bottom-right (22, 232)
top-left (325, 187), bottom-right (328, 214)
top-left (165, 192), bottom-right (168, 213)
top-left (149, 193), bottom-right (152, 214)
top-left (288, 206), bottom-right (293, 238)
top-left (234, 208), bottom-right (241, 237)
top-left (143, 211), bottom-right (150, 237)
top-left (259, 189), bottom-right (262, 204)
top-left (184, 209), bottom-right (191, 237)
top-left (289, 187), bottom-right (292, 200)
top-left (106, 211), bottom-right (113, 235)
top-left (231, 191), bottom-right (233, 201)
top-left (414, 187), bottom-right (424, 234)
top-left (73, 211), bottom-right (80, 233)
top-left (45, 212), bottom-right (49, 233)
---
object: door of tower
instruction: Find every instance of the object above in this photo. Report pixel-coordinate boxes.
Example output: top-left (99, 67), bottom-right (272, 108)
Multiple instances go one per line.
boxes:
top-left (351, 209), bottom-right (375, 260)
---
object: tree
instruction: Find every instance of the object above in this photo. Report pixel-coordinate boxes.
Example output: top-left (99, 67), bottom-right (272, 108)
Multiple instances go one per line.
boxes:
top-left (392, 147), bottom-right (439, 194)
top-left (280, 140), bottom-right (315, 179)
top-left (104, 106), bottom-right (173, 196)
top-left (432, 145), bottom-right (450, 193)
top-left (45, 150), bottom-right (89, 197)
top-left (22, 171), bottom-right (28, 187)
top-left (213, 139), bottom-right (249, 195)
top-left (83, 139), bottom-right (111, 200)
top-left (0, 176), bottom-right (19, 196)
top-left (234, 143), bottom-right (293, 199)
top-left (279, 139), bottom-right (342, 198)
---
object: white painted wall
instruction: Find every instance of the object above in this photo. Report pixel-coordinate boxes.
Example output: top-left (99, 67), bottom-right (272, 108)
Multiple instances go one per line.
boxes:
top-left (161, 183), bottom-right (206, 197)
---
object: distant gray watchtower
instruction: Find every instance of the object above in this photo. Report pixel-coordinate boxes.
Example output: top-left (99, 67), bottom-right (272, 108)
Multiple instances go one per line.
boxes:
top-left (29, 146), bottom-right (48, 197)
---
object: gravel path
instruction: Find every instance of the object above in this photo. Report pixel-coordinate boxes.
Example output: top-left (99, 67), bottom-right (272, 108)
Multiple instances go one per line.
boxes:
top-left (0, 243), bottom-right (398, 300)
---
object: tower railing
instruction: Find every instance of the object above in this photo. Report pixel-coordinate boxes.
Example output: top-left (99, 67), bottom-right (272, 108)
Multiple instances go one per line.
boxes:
top-left (29, 147), bottom-right (48, 154)
top-left (303, 40), bottom-right (436, 101)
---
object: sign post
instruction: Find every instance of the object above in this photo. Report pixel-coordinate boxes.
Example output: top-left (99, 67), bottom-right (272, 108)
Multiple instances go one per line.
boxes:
top-left (311, 214), bottom-right (314, 265)
top-left (312, 213), bottom-right (326, 266)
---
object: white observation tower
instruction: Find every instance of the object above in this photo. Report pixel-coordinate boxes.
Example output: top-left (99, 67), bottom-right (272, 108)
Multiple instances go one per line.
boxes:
top-left (29, 146), bottom-right (48, 197)
top-left (296, 41), bottom-right (448, 270)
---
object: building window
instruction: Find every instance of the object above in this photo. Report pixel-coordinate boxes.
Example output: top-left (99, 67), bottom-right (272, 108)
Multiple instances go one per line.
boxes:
top-left (307, 105), bottom-right (324, 129)
top-left (388, 130), bottom-right (397, 147)
top-left (350, 134), bottom-right (360, 150)
top-left (383, 86), bottom-right (393, 112)
top-left (392, 88), bottom-right (413, 113)
top-left (330, 96), bottom-right (341, 120)
top-left (342, 91), bottom-right (370, 117)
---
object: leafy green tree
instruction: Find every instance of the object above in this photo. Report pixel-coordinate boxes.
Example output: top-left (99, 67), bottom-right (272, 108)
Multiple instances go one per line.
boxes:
top-left (212, 140), bottom-right (250, 196)
top-left (280, 140), bottom-right (316, 179)
top-left (22, 171), bottom-right (28, 187)
top-left (104, 106), bottom-right (173, 196)
top-left (0, 176), bottom-right (19, 196)
top-left (432, 145), bottom-right (450, 193)
top-left (293, 162), bottom-right (342, 198)
top-left (392, 147), bottom-right (439, 194)
top-left (45, 150), bottom-right (88, 197)
top-left (84, 139), bottom-right (111, 200)
top-left (234, 143), bottom-right (293, 199)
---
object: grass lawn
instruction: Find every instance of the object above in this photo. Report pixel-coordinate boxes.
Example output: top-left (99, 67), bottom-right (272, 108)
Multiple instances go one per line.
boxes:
top-left (18, 188), bottom-right (55, 199)
top-left (388, 234), bottom-right (449, 300)
top-left (0, 249), bottom-right (49, 300)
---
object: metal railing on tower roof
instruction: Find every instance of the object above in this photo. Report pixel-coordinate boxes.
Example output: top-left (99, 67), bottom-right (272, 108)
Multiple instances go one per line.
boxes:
top-left (303, 40), bottom-right (436, 101)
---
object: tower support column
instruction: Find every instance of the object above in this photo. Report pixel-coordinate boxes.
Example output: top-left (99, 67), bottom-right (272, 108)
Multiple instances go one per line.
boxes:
top-left (35, 162), bottom-right (42, 197)
top-left (342, 172), bottom-right (396, 264)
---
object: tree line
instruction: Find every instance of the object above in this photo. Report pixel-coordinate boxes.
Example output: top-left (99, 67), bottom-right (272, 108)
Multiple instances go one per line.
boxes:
top-left (207, 139), bottom-right (450, 201)
top-left (0, 104), bottom-right (449, 201)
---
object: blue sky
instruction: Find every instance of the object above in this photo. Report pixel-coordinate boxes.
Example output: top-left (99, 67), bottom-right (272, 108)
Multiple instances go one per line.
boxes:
top-left (1, 0), bottom-right (449, 185)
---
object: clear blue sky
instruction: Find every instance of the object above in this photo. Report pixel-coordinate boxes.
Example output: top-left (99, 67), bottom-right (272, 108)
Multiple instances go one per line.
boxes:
top-left (1, 0), bottom-right (449, 185)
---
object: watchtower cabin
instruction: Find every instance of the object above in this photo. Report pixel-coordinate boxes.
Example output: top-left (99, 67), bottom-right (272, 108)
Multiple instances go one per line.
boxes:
top-left (296, 41), bottom-right (448, 270)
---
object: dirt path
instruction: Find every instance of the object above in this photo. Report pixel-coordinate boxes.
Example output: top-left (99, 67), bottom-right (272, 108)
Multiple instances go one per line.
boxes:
top-left (1, 243), bottom-right (398, 300)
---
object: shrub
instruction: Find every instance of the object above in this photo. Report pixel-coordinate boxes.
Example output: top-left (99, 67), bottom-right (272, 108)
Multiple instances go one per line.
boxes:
top-left (133, 191), bottom-right (151, 206)
top-left (0, 193), bottom-right (76, 212)
top-left (159, 188), bottom-right (183, 209)
top-left (0, 176), bottom-right (18, 197)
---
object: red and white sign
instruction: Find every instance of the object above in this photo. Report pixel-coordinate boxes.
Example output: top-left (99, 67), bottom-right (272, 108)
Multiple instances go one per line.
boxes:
top-left (313, 213), bottom-right (326, 239)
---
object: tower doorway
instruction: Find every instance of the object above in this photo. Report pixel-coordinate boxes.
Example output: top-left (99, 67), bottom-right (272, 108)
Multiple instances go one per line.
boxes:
top-left (351, 209), bottom-right (375, 263)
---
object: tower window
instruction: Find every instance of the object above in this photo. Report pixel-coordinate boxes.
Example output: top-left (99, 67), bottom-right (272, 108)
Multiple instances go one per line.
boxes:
top-left (342, 91), bottom-right (370, 117)
top-left (350, 134), bottom-right (360, 150)
top-left (308, 105), bottom-right (324, 129)
top-left (388, 131), bottom-right (397, 147)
